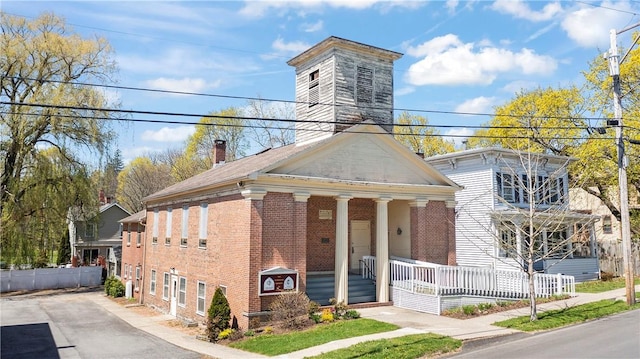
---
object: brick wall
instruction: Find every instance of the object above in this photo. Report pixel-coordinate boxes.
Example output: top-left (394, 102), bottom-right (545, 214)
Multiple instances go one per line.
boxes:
top-left (410, 201), bottom-right (454, 265)
top-left (120, 221), bottom-right (144, 300)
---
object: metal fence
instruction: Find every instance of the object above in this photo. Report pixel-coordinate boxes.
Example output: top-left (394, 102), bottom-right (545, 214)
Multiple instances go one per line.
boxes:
top-left (0, 266), bottom-right (103, 293)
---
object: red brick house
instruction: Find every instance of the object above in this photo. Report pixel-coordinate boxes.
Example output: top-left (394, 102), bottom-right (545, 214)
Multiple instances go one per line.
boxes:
top-left (140, 37), bottom-right (461, 329)
top-left (119, 210), bottom-right (146, 299)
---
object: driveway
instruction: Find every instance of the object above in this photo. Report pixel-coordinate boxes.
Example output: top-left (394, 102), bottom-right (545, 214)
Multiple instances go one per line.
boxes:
top-left (0, 290), bottom-right (203, 359)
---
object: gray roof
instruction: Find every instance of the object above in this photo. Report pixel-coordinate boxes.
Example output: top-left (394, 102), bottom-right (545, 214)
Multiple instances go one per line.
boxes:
top-left (119, 210), bottom-right (146, 223)
top-left (143, 141), bottom-right (318, 203)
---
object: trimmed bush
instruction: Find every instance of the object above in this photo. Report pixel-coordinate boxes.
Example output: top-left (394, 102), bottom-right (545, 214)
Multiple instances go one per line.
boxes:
top-left (206, 287), bottom-right (231, 342)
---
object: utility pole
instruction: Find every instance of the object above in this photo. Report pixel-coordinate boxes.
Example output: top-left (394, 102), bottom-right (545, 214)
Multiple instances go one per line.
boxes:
top-left (607, 25), bottom-right (638, 306)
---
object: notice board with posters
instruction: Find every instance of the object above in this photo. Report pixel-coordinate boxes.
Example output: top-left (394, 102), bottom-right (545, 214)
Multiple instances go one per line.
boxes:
top-left (259, 267), bottom-right (299, 296)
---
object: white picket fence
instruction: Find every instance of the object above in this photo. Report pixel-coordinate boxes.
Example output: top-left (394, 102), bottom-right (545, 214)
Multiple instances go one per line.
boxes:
top-left (362, 255), bottom-right (575, 300)
top-left (0, 266), bottom-right (103, 293)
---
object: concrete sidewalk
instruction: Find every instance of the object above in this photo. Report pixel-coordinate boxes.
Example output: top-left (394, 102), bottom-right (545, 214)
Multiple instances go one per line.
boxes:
top-left (88, 286), bottom-right (638, 359)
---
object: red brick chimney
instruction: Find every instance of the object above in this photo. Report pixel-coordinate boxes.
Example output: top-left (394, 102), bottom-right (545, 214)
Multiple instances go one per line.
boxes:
top-left (99, 189), bottom-right (106, 205)
top-left (213, 140), bottom-right (226, 167)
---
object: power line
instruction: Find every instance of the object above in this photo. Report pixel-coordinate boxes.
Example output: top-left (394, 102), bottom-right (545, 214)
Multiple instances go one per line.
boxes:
top-left (3, 75), bottom-right (610, 122)
top-left (1, 102), bottom-right (618, 142)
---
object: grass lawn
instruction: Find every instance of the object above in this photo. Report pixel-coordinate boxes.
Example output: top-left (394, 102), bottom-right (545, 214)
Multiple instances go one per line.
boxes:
top-left (575, 276), bottom-right (640, 293)
top-left (228, 318), bottom-right (399, 356)
top-left (493, 299), bottom-right (640, 332)
top-left (305, 334), bottom-right (462, 359)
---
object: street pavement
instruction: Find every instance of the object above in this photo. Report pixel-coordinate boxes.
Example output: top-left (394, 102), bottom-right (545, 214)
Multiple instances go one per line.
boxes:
top-left (3, 285), bottom-right (638, 359)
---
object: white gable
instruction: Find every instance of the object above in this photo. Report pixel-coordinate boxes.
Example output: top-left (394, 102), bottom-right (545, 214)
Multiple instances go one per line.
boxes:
top-left (267, 125), bottom-right (455, 187)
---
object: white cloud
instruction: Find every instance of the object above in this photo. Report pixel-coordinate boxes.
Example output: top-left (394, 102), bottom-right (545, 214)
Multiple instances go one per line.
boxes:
top-left (239, 0), bottom-right (421, 18)
top-left (144, 77), bottom-right (215, 94)
top-left (394, 86), bottom-right (415, 96)
top-left (491, 0), bottom-right (563, 22)
top-left (454, 96), bottom-right (498, 115)
top-left (405, 34), bottom-right (557, 86)
top-left (443, 127), bottom-right (475, 147)
top-left (118, 47), bottom-right (260, 77)
top-left (445, 0), bottom-right (459, 14)
top-left (272, 37), bottom-right (312, 53)
top-left (141, 126), bottom-right (195, 142)
top-left (502, 80), bottom-right (539, 94)
top-left (561, 1), bottom-right (634, 48)
top-left (301, 19), bottom-right (324, 32)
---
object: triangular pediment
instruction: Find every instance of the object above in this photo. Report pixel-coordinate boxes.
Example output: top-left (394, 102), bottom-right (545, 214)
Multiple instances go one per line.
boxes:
top-left (266, 124), bottom-right (457, 187)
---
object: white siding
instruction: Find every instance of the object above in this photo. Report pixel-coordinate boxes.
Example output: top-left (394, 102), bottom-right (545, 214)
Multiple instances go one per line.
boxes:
top-left (434, 162), bottom-right (496, 268)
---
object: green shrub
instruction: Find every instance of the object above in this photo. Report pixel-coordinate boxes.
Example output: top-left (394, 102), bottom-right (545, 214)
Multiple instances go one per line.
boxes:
top-left (108, 279), bottom-right (125, 297)
top-left (329, 298), bottom-right (348, 318)
top-left (344, 309), bottom-right (361, 319)
top-left (206, 287), bottom-right (231, 342)
top-left (462, 305), bottom-right (477, 316)
top-left (478, 303), bottom-right (494, 311)
top-left (310, 313), bottom-right (322, 323)
top-left (244, 330), bottom-right (255, 337)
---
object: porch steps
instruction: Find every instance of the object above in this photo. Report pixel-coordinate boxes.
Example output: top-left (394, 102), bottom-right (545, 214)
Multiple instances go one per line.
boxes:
top-left (305, 274), bottom-right (376, 306)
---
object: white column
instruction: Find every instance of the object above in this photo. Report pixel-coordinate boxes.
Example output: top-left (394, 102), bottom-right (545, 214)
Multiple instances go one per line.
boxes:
top-left (335, 195), bottom-right (351, 304)
top-left (375, 197), bottom-right (391, 302)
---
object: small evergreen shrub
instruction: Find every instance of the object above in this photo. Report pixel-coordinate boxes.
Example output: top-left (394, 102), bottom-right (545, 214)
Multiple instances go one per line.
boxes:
top-left (206, 287), bottom-right (231, 342)
top-left (478, 302), bottom-right (494, 311)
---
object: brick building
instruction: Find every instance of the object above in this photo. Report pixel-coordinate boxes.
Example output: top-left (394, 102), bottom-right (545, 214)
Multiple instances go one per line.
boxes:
top-left (139, 37), bottom-right (461, 329)
top-left (119, 210), bottom-right (146, 299)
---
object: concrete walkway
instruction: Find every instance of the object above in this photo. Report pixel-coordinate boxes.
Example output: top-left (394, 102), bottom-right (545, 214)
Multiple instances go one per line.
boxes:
top-left (88, 286), bottom-right (639, 359)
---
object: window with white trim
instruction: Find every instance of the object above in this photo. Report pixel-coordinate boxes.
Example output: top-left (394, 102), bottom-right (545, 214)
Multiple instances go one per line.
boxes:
top-left (135, 266), bottom-right (141, 290)
top-left (165, 206), bottom-right (172, 245)
top-left (496, 172), bottom-right (516, 203)
top-left (308, 69), bottom-right (319, 107)
top-left (126, 223), bottom-right (131, 246)
top-left (199, 203), bottom-right (208, 248)
top-left (162, 272), bottom-right (170, 300)
top-left (150, 270), bottom-right (157, 295)
top-left (181, 205), bottom-right (189, 246)
top-left (178, 276), bottom-right (187, 306)
top-left (498, 223), bottom-right (518, 258)
top-left (136, 226), bottom-right (141, 246)
top-left (196, 281), bottom-right (206, 315)
top-left (85, 221), bottom-right (95, 238)
top-left (152, 208), bottom-right (159, 242)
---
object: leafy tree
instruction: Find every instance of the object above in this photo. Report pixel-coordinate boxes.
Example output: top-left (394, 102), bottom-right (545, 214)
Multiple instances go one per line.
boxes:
top-left (394, 112), bottom-right (455, 156)
top-left (116, 157), bottom-right (174, 213)
top-left (466, 86), bottom-right (586, 156)
top-left (1, 12), bottom-right (117, 265)
top-left (245, 97), bottom-right (295, 149)
top-left (173, 107), bottom-right (248, 181)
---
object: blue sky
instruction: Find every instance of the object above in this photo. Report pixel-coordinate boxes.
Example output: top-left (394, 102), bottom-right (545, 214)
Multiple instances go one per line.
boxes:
top-left (5, 0), bottom-right (640, 163)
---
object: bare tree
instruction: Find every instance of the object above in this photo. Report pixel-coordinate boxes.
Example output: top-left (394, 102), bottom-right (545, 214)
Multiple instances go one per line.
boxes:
top-left (244, 97), bottom-right (295, 149)
top-left (431, 148), bottom-right (598, 321)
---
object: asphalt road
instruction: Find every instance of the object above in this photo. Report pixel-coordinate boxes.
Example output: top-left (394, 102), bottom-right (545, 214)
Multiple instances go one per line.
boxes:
top-left (0, 291), bottom-right (203, 359)
top-left (448, 309), bottom-right (640, 359)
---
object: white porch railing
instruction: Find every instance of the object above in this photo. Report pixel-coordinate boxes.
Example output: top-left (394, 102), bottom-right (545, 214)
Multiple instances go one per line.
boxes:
top-left (362, 255), bottom-right (575, 300)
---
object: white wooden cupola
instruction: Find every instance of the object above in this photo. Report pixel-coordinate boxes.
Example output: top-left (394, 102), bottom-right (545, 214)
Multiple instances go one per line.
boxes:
top-left (287, 36), bottom-right (403, 145)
